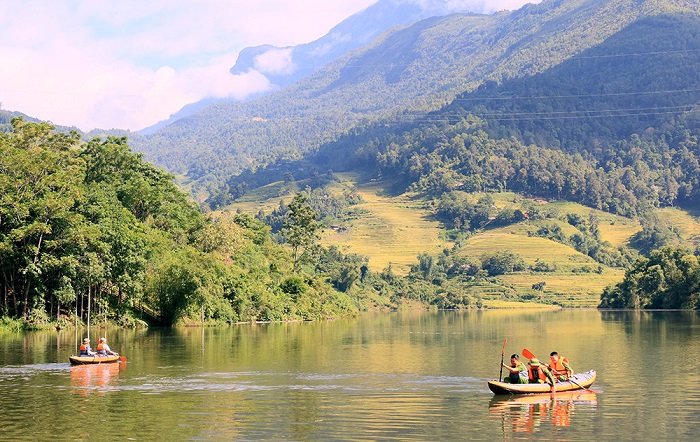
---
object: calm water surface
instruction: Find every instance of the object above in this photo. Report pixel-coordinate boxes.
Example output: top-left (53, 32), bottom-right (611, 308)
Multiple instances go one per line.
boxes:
top-left (1, 310), bottom-right (699, 441)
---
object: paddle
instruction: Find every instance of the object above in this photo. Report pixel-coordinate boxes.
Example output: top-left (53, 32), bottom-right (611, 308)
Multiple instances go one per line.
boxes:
top-left (119, 355), bottom-right (127, 363)
top-left (522, 347), bottom-right (536, 361)
top-left (522, 348), bottom-right (556, 393)
top-left (549, 367), bottom-right (588, 391)
top-left (523, 348), bottom-right (587, 391)
top-left (499, 338), bottom-right (507, 381)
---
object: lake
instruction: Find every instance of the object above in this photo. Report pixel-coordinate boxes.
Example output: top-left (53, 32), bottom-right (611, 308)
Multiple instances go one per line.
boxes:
top-left (1, 309), bottom-right (699, 440)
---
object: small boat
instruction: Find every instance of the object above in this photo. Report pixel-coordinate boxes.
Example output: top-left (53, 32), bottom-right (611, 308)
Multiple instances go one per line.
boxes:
top-left (488, 370), bottom-right (596, 395)
top-left (69, 354), bottom-right (121, 365)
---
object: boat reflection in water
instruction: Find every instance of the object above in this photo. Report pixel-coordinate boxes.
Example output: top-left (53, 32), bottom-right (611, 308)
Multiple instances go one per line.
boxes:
top-left (69, 361), bottom-right (123, 396)
top-left (489, 390), bottom-right (598, 434)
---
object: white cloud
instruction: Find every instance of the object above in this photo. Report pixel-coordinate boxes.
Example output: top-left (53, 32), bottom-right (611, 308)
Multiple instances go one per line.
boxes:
top-left (0, 0), bottom-right (377, 131)
top-left (254, 49), bottom-right (296, 76)
top-left (408, 0), bottom-right (541, 14)
top-left (0, 0), bottom-right (538, 131)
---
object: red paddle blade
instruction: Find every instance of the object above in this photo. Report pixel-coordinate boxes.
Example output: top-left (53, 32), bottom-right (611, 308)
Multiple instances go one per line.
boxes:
top-left (501, 338), bottom-right (508, 355)
top-left (119, 355), bottom-right (127, 363)
top-left (522, 348), bottom-right (536, 360)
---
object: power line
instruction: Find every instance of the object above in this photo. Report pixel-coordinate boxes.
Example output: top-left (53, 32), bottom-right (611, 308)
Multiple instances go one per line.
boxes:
top-left (397, 108), bottom-right (700, 123)
top-left (570, 48), bottom-right (700, 59)
top-left (453, 88), bottom-right (700, 101)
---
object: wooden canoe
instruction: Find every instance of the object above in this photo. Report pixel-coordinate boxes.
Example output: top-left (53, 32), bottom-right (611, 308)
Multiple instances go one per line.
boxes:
top-left (488, 370), bottom-right (596, 395)
top-left (69, 354), bottom-right (121, 365)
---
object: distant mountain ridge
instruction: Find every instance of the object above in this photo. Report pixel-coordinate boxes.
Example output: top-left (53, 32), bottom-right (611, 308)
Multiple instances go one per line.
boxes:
top-left (133, 0), bottom-right (700, 200)
top-left (137, 0), bottom-right (485, 136)
top-left (229, 0), bottom-right (428, 88)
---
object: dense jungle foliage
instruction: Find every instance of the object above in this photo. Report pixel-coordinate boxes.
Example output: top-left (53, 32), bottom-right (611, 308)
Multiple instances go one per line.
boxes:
top-left (2, 118), bottom-right (516, 330)
top-left (599, 246), bottom-right (700, 309)
top-left (0, 118), bottom-right (367, 329)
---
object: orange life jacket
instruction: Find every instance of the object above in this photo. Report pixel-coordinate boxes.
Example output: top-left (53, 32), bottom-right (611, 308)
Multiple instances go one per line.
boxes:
top-left (79, 344), bottom-right (90, 355)
top-left (528, 365), bottom-right (548, 383)
top-left (550, 356), bottom-right (570, 375)
top-left (96, 343), bottom-right (106, 354)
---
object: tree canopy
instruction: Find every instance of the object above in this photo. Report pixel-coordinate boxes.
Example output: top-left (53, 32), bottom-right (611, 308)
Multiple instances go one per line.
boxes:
top-left (0, 118), bottom-right (358, 328)
top-left (599, 246), bottom-right (700, 309)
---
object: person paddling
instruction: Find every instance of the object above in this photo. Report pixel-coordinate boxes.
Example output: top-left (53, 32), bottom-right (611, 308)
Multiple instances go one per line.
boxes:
top-left (79, 338), bottom-right (95, 356)
top-left (96, 337), bottom-right (119, 357)
top-left (528, 358), bottom-right (555, 386)
top-left (501, 353), bottom-right (528, 384)
top-left (547, 351), bottom-right (573, 382)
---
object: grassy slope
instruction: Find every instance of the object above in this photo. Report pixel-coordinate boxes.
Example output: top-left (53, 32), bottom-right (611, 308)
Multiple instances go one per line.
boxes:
top-left (226, 181), bottom-right (298, 215)
top-left (451, 197), bottom-right (631, 307)
top-left (321, 174), bottom-right (446, 275)
top-left (227, 174), bottom-right (700, 307)
top-left (657, 207), bottom-right (700, 249)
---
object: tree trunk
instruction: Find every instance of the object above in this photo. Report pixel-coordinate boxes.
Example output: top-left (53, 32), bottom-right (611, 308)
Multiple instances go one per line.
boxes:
top-left (87, 284), bottom-right (91, 340)
top-left (22, 283), bottom-right (29, 318)
top-left (1, 270), bottom-right (6, 315)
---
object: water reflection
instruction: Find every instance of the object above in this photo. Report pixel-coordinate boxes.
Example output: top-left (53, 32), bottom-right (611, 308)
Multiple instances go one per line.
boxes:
top-left (3, 311), bottom-right (700, 440)
top-left (489, 390), bottom-right (597, 434)
top-left (70, 362), bottom-right (123, 396)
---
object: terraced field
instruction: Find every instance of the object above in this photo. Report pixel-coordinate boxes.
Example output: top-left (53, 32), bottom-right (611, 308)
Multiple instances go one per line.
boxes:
top-left (657, 207), bottom-right (700, 249)
top-left (226, 174), bottom-right (698, 306)
top-left (322, 176), bottom-right (446, 274)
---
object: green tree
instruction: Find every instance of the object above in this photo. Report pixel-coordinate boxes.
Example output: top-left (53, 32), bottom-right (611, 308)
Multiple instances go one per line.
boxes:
top-left (0, 117), bottom-right (84, 318)
top-left (282, 193), bottom-right (322, 272)
top-left (481, 250), bottom-right (526, 276)
top-left (599, 246), bottom-right (700, 309)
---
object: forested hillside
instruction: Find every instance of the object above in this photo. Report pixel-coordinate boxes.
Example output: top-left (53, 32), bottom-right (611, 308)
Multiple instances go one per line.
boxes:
top-left (0, 118), bottom-right (364, 329)
top-left (228, 6), bottom-right (700, 222)
top-left (136, 0), bottom-right (700, 201)
top-left (215, 0), bottom-right (700, 310)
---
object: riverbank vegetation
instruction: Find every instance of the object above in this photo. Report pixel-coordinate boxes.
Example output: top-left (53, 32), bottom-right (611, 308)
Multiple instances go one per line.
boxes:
top-left (3, 118), bottom-right (698, 333)
top-left (0, 118), bottom-right (362, 329)
top-left (6, 118), bottom-right (569, 332)
top-left (599, 246), bottom-right (700, 309)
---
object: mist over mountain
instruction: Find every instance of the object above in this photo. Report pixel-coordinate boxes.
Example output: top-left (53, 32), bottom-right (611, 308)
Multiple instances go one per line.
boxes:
top-left (229, 0), bottom-right (533, 91)
top-left (136, 0), bottom-right (537, 136)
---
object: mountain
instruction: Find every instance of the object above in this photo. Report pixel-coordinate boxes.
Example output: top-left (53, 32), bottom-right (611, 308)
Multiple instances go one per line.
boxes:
top-left (229, 0), bottom-right (427, 89)
top-left (1, 108), bottom-right (85, 135)
top-left (134, 0), bottom-right (700, 201)
top-left (136, 0), bottom-right (493, 136)
top-left (137, 98), bottom-right (225, 136)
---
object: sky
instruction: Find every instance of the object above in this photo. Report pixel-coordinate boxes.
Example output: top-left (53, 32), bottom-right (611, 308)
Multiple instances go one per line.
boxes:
top-left (0, 0), bottom-right (538, 132)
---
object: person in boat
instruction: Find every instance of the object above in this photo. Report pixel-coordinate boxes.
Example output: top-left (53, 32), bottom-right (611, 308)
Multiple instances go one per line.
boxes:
top-left (502, 353), bottom-right (528, 384)
top-left (547, 351), bottom-right (573, 382)
top-left (527, 358), bottom-right (555, 386)
top-left (96, 337), bottom-right (119, 357)
top-left (79, 338), bottom-right (95, 356)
